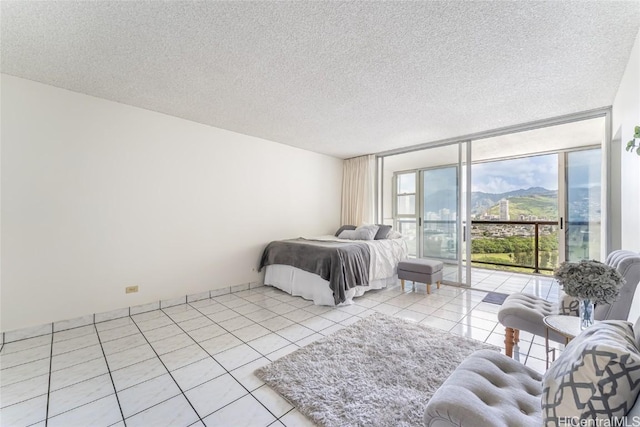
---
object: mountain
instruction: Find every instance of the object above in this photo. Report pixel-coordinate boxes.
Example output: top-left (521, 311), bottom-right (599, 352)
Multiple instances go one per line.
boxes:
top-left (567, 185), bottom-right (602, 221)
top-left (471, 187), bottom-right (558, 219)
top-left (485, 195), bottom-right (558, 220)
top-left (422, 186), bottom-right (558, 218)
top-left (423, 186), bottom-right (598, 221)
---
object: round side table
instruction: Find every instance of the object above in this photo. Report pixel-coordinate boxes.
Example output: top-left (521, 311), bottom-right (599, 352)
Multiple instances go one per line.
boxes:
top-left (543, 315), bottom-right (584, 368)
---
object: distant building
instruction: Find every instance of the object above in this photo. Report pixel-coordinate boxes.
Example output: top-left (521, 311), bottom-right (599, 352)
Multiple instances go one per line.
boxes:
top-left (439, 208), bottom-right (456, 235)
top-left (425, 211), bottom-right (439, 230)
top-left (499, 199), bottom-right (510, 221)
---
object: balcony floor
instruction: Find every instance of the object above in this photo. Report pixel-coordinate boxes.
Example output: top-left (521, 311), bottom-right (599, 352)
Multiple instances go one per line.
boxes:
top-left (442, 264), bottom-right (559, 301)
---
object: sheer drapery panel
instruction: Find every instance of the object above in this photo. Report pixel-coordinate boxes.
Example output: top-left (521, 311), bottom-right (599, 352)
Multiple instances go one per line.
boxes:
top-left (341, 154), bottom-right (375, 226)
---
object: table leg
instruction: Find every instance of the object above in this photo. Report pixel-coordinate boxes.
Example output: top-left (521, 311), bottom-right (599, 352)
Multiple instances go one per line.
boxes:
top-left (545, 326), bottom-right (550, 369)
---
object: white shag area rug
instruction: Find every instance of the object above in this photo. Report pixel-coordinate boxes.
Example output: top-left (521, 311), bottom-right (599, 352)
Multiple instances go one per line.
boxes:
top-left (255, 313), bottom-right (497, 427)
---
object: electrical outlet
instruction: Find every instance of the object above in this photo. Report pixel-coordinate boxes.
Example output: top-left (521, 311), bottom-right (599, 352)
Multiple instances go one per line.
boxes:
top-left (125, 285), bottom-right (139, 294)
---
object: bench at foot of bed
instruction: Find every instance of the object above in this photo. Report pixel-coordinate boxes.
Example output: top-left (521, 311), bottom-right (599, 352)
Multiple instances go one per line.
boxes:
top-left (398, 259), bottom-right (443, 294)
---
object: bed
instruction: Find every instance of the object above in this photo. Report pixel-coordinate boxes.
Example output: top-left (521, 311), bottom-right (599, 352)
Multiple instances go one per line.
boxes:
top-left (259, 235), bottom-right (408, 306)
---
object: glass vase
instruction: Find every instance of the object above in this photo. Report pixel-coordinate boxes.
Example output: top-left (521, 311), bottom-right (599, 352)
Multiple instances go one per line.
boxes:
top-left (579, 299), bottom-right (595, 330)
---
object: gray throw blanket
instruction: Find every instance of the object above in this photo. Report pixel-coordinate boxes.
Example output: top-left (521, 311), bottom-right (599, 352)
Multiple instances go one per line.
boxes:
top-left (259, 239), bottom-right (371, 305)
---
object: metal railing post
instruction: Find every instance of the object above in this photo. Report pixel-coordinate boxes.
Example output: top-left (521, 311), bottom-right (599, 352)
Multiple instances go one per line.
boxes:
top-left (534, 222), bottom-right (540, 273)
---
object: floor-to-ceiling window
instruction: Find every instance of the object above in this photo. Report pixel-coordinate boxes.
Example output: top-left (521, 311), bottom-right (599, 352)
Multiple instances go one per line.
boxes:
top-left (378, 113), bottom-right (608, 288)
top-left (565, 148), bottom-right (602, 261)
top-left (385, 142), bottom-right (469, 285)
top-left (469, 153), bottom-right (559, 274)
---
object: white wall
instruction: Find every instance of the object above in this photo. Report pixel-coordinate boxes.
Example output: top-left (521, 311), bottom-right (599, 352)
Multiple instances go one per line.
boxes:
top-left (1, 75), bottom-right (343, 332)
top-left (612, 30), bottom-right (640, 252)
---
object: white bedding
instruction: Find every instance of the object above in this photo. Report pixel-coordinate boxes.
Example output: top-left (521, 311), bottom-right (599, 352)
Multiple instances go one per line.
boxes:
top-left (263, 235), bottom-right (408, 305)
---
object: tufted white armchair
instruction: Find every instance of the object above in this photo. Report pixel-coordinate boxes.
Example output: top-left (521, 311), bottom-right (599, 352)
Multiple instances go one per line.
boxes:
top-left (424, 255), bottom-right (640, 427)
top-left (423, 349), bottom-right (542, 427)
top-left (497, 250), bottom-right (640, 357)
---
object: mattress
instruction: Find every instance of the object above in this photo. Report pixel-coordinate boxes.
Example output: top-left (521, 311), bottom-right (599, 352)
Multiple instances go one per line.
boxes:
top-left (262, 235), bottom-right (408, 305)
top-left (264, 264), bottom-right (399, 306)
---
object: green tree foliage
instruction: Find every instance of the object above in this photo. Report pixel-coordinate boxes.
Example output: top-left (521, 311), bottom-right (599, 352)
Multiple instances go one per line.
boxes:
top-left (471, 235), bottom-right (558, 254)
top-left (513, 252), bottom-right (534, 267)
top-left (472, 235), bottom-right (559, 268)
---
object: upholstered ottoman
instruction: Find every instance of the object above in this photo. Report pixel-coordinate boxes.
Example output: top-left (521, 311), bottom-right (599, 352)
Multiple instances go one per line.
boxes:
top-left (424, 349), bottom-right (542, 427)
top-left (397, 259), bottom-right (443, 294)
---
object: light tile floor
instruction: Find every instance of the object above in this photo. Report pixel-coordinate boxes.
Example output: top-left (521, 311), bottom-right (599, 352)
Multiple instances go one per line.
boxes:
top-left (0, 271), bottom-right (560, 427)
top-left (444, 264), bottom-right (557, 294)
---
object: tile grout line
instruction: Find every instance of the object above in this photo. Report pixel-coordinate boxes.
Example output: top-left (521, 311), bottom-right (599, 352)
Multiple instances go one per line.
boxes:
top-left (41, 377), bottom-right (130, 423)
top-left (44, 323), bottom-right (54, 427)
top-left (237, 288), bottom-right (483, 422)
top-left (0, 274), bottom-right (528, 342)
top-left (129, 313), bottom-right (207, 424)
top-left (94, 323), bottom-right (128, 427)
top-left (200, 297), bottom-right (310, 352)
top-left (0, 289), bottom-right (378, 346)
top-left (222, 298), bottom-right (328, 348)
top-left (204, 294), bottom-right (332, 370)
top-left (84, 306), bottom-right (264, 422)
top-left (202, 292), bottom-right (372, 408)
top-left (163, 302), bottom-right (283, 422)
top-left (0, 287), bottom-right (245, 345)
top-left (3, 283), bottom-right (548, 426)
top-left (129, 294), bottom-right (277, 422)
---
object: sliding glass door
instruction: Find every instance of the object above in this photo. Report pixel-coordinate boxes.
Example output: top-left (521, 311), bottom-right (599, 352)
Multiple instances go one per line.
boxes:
top-left (395, 172), bottom-right (418, 257)
top-left (564, 148), bottom-right (602, 262)
top-left (380, 114), bottom-right (608, 290)
top-left (420, 143), bottom-right (470, 285)
top-left (390, 142), bottom-right (470, 286)
top-left (422, 166), bottom-right (458, 260)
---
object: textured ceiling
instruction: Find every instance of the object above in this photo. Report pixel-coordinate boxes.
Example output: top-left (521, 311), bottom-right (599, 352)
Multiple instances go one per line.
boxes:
top-left (2, 1), bottom-right (639, 159)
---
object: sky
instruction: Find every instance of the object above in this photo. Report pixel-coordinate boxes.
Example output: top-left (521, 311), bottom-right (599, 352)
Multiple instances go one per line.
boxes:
top-left (399, 150), bottom-right (600, 195)
top-left (472, 154), bottom-right (558, 194)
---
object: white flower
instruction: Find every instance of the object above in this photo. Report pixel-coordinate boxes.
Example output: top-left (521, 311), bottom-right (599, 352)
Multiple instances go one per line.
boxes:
top-left (554, 260), bottom-right (625, 304)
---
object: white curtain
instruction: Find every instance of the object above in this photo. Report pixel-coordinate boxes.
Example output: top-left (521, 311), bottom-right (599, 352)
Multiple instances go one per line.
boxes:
top-left (341, 154), bottom-right (376, 226)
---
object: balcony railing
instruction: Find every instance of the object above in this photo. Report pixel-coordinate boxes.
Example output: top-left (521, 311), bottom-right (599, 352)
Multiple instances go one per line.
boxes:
top-left (408, 218), bottom-right (600, 273)
top-left (468, 220), bottom-right (559, 273)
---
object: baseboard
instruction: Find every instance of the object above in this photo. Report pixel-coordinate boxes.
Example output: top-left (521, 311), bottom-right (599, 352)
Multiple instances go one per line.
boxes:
top-left (2, 281), bottom-right (265, 344)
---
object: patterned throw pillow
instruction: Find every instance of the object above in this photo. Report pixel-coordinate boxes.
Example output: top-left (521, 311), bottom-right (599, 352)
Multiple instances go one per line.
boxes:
top-left (559, 293), bottom-right (580, 316)
top-left (542, 321), bottom-right (640, 426)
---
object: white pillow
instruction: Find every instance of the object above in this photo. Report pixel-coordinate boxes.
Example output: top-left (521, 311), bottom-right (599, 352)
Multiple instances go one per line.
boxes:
top-left (541, 320), bottom-right (640, 425)
top-left (387, 230), bottom-right (403, 239)
top-left (338, 224), bottom-right (379, 240)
